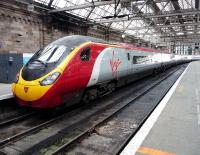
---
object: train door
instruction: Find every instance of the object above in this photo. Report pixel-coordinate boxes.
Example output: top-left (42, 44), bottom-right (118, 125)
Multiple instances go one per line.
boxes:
top-left (126, 51), bottom-right (132, 83)
top-left (78, 46), bottom-right (93, 89)
top-left (62, 53), bottom-right (80, 105)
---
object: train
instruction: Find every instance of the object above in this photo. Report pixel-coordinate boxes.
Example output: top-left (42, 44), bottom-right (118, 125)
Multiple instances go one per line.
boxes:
top-left (12, 35), bottom-right (190, 109)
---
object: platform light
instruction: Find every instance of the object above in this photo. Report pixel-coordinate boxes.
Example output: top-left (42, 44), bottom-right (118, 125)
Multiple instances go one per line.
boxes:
top-left (122, 34), bottom-right (126, 38)
top-left (176, 32), bottom-right (184, 35)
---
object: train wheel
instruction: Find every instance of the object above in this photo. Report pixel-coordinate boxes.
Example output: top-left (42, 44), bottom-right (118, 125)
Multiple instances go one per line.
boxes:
top-left (108, 83), bottom-right (116, 92)
top-left (153, 68), bottom-right (158, 75)
top-left (82, 89), bottom-right (98, 104)
top-left (82, 92), bottom-right (90, 104)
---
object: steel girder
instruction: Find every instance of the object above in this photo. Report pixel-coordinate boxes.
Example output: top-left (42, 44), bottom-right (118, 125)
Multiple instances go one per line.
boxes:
top-left (122, 0), bottom-right (166, 35)
top-left (49, 0), bottom-right (130, 13)
top-left (125, 22), bottom-right (200, 30)
top-left (194, 0), bottom-right (200, 34)
top-left (95, 9), bottom-right (200, 23)
top-left (146, 0), bottom-right (176, 34)
top-left (49, 0), bottom-right (172, 13)
top-left (171, 0), bottom-right (187, 35)
top-left (47, 0), bottom-right (54, 7)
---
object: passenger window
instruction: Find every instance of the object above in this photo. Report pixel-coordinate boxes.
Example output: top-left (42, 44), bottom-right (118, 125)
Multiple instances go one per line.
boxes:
top-left (133, 56), bottom-right (147, 64)
top-left (80, 47), bottom-right (90, 61)
top-left (133, 56), bottom-right (137, 64)
top-left (127, 53), bottom-right (130, 60)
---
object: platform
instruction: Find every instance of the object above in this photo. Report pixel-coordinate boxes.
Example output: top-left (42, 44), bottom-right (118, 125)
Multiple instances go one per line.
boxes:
top-left (0, 83), bottom-right (13, 100)
top-left (121, 61), bottom-right (200, 155)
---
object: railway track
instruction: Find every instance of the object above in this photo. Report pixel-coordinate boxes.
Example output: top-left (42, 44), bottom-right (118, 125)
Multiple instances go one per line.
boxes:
top-left (0, 64), bottom-right (187, 155)
top-left (0, 99), bottom-right (22, 122)
top-left (0, 112), bottom-right (36, 128)
top-left (0, 98), bottom-right (37, 128)
top-left (0, 103), bottom-right (82, 148)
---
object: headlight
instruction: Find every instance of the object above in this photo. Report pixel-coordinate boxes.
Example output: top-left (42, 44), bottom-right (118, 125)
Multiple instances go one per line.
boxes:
top-left (14, 73), bottom-right (19, 83)
top-left (40, 72), bottom-right (60, 86)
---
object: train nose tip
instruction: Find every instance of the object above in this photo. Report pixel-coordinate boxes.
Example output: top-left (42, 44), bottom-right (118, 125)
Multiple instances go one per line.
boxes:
top-left (13, 83), bottom-right (49, 102)
top-left (24, 86), bottom-right (29, 93)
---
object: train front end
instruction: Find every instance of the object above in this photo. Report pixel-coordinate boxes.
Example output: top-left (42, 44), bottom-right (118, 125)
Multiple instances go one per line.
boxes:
top-left (12, 39), bottom-right (72, 108)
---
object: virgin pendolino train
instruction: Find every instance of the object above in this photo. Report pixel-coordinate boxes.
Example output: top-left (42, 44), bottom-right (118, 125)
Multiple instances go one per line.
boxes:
top-left (12, 35), bottom-right (190, 109)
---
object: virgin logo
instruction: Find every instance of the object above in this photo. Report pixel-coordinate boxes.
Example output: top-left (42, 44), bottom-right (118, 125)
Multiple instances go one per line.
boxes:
top-left (24, 87), bottom-right (29, 93)
top-left (110, 51), bottom-right (121, 79)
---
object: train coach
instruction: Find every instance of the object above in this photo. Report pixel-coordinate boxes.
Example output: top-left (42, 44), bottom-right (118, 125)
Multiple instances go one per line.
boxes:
top-left (12, 35), bottom-right (190, 108)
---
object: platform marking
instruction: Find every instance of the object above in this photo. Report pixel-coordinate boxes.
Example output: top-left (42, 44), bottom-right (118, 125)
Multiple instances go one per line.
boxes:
top-left (0, 85), bottom-right (12, 90)
top-left (195, 88), bottom-right (200, 101)
top-left (197, 104), bottom-right (200, 126)
top-left (0, 94), bottom-right (13, 100)
top-left (137, 147), bottom-right (176, 155)
top-left (120, 65), bottom-right (189, 155)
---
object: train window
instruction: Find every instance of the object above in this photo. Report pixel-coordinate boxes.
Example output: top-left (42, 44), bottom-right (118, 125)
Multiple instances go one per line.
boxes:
top-left (33, 45), bottom-right (68, 64)
top-left (133, 56), bottom-right (137, 64)
top-left (80, 47), bottom-right (90, 61)
top-left (127, 53), bottom-right (130, 60)
top-left (133, 56), bottom-right (147, 64)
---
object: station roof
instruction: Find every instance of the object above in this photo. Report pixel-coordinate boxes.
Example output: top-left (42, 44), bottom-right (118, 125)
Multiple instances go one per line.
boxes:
top-left (33, 0), bottom-right (199, 45)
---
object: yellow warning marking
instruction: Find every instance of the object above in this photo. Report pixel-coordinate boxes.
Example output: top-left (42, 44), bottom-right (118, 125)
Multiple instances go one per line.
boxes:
top-left (137, 146), bottom-right (176, 155)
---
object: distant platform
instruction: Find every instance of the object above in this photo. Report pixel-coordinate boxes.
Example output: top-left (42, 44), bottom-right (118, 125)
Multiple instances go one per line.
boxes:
top-left (121, 61), bottom-right (200, 155)
top-left (0, 83), bottom-right (13, 100)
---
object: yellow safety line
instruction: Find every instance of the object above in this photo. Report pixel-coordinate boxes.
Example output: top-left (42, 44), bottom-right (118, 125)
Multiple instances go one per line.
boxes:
top-left (137, 146), bottom-right (176, 155)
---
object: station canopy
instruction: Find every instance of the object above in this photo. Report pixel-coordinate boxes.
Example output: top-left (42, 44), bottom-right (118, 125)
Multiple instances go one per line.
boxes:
top-left (34, 0), bottom-right (199, 44)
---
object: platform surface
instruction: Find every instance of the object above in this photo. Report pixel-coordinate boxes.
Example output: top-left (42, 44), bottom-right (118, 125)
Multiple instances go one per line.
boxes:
top-left (0, 83), bottom-right (13, 100)
top-left (122, 61), bottom-right (200, 155)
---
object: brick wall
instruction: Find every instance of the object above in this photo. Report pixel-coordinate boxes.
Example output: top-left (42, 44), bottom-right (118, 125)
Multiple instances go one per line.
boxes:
top-left (0, 0), bottom-right (42, 53)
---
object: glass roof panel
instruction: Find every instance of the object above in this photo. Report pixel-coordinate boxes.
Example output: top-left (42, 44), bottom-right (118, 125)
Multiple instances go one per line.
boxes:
top-left (157, 2), bottom-right (172, 12)
top-left (34, 0), bottom-right (174, 43)
top-left (70, 9), bottom-right (90, 18)
top-left (140, 5), bottom-right (154, 14)
top-left (52, 0), bottom-right (67, 8)
top-left (179, 0), bottom-right (194, 9)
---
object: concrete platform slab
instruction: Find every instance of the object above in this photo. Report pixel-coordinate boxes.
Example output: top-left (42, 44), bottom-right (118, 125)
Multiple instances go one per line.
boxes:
top-left (121, 61), bottom-right (200, 155)
top-left (0, 83), bottom-right (13, 100)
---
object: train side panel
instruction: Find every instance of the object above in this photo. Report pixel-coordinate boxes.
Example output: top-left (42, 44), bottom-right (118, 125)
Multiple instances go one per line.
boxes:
top-left (87, 47), bottom-right (177, 88)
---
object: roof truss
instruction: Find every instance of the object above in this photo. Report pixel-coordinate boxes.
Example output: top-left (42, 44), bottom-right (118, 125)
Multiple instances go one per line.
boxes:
top-left (33, 0), bottom-right (200, 44)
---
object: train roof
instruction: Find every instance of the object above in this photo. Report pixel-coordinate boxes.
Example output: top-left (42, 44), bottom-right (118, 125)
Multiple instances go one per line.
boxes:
top-left (116, 43), bottom-right (166, 53)
top-left (50, 35), bottom-right (107, 49)
top-left (50, 35), bottom-right (169, 54)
